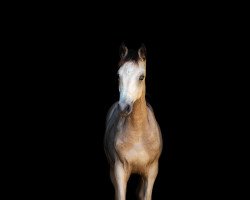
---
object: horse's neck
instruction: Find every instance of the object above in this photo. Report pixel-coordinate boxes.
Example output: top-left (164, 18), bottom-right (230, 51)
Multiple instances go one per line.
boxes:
top-left (128, 88), bottom-right (148, 129)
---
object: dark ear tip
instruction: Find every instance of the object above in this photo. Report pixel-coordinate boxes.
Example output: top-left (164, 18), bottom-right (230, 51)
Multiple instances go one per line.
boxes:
top-left (139, 43), bottom-right (147, 54)
top-left (138, 43), bottom-right (147, 60)
top-left (120, 42), bottom-right (127, 48)
top-left (141, 43), bottom-right (146, 49)
top-left (120, 42), bottom-right (128, 58)
top-left (120, 42), bottom-right (127, 49)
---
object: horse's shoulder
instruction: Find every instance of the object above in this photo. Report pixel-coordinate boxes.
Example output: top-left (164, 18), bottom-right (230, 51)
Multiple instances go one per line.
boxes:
top-left (146, 102), bottom-right (162, 136)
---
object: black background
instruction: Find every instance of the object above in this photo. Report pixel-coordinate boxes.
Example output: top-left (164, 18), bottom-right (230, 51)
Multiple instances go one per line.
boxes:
top-left (24, 8), bottom-right (230, 198)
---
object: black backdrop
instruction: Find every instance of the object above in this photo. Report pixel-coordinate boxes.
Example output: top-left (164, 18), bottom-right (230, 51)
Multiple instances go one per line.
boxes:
top-left (31, 15), bottom-right (225, 198)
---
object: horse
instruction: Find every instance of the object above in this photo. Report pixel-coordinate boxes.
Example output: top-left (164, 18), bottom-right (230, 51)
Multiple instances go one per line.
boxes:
top-left (104, 43), bottom-right (163, 200)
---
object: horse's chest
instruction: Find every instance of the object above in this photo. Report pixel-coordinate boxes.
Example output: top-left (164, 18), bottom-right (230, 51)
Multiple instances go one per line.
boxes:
top-left (116, 141), bottom-right (150, 166)
top-left (127, 143), bottom-right (149, 164)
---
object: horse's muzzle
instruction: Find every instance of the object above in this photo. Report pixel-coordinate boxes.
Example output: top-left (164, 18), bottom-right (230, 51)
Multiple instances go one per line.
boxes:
top-left (118, 102), bottom-right (133, 116)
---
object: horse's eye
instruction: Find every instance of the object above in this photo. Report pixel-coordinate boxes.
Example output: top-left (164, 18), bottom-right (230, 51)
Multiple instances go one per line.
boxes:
top-left (139, 75), bottom-right (145, 81)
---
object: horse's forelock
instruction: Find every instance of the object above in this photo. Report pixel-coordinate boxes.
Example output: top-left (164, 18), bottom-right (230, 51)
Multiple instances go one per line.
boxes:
top-left (118, 49), bottom-right (140, 68)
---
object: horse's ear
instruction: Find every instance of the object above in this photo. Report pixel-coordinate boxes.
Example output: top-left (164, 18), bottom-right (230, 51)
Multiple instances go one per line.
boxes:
top-left (120, 43), bottom-right (128, 59)
top-left (138, 43), bottom-right (146, 61)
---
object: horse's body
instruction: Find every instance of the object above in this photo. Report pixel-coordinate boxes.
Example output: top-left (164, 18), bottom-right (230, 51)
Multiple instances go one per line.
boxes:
top-left (104, 44), bottom-right (162, 200)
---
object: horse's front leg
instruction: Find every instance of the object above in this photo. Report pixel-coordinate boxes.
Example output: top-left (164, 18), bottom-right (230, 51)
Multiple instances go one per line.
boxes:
top-left (143, 161), bottom-right (159, 200)
top-left (113, 161), bottom-right (129, 200)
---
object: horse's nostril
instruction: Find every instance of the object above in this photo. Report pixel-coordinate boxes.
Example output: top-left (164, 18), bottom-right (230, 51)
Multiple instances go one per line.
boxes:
top-left (125, 105), bottom-right (132, 114)
top-left (125, 105), bottom-right (130, 112)
top-left (119, 103), bottom-right (132, 115)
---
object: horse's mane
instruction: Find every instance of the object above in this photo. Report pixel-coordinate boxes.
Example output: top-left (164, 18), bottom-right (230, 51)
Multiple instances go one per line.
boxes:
top-left (146, 102), bottom-right (154, 113)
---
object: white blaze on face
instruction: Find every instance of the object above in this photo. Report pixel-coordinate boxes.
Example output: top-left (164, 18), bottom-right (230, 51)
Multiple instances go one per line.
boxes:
top-left (118, 62), bottom-right (146, 108)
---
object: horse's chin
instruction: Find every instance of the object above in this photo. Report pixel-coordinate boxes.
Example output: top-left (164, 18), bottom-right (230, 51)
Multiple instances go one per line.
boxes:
top-left (120, 109), bottom-right (132, 117)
